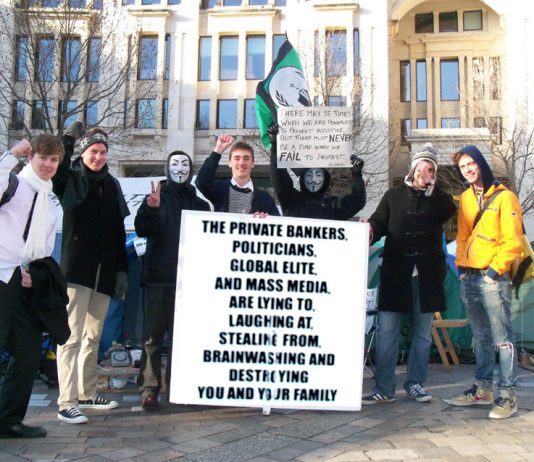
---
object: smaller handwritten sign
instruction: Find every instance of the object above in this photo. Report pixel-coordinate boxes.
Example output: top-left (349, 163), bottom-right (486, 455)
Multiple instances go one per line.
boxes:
top-left (277, 106), bottom-right (353, 169)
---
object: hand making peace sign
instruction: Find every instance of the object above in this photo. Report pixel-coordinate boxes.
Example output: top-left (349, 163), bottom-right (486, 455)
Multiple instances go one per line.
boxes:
top-left (147, 180), bottom-right (161, 208)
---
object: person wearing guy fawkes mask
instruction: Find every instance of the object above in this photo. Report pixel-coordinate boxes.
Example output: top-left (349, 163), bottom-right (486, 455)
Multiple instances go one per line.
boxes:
top-left (134, 151), bottom-right (210, 411)
top-left (268, 124), bottom-right (366, 219)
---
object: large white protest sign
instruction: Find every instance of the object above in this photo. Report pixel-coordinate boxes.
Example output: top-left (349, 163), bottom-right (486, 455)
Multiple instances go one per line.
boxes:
top-left (170, 211), bottom-right (368, 411)
top-left (277, 106), bottom-right (353, 169)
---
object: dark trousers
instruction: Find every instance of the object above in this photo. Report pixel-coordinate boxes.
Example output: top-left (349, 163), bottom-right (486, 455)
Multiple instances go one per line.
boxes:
top-left (0, 268), bottom-right (42, 430)
top-left (138, 285), bottom-right (175, 397)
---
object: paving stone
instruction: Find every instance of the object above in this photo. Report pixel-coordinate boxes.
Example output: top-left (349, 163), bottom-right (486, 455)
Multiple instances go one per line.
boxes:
top-left (365, 448), bottom-right (419, 460)
top-left (100, 447), bottom-right (146, 460)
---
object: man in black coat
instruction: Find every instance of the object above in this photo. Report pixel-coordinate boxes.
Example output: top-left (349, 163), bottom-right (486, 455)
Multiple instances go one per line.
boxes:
top-left (269, 124), bottom-right (366, 219)
top-left (362, 143), bottom-right (456, 405)
top-left (135, 151), bottom-right (210, 410)
top-left (53, 125), bottom-right (128, 424)
top-left (195, 134), bottom-right (279, 216)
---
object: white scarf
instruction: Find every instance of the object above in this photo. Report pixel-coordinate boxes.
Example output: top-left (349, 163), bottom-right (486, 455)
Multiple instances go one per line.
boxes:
top-left (18, 163), bottom-right (53, 261)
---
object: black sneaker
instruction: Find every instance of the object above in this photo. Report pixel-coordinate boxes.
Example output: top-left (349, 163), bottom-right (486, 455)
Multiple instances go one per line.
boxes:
top-left (405, 383), bottom-right (432, 402)
top-left (362, 392), bottom-right (396, 405)
top-left (57, 406), bottom-right (88, 424)
top-left (78, 396), bottom-right (119, 410)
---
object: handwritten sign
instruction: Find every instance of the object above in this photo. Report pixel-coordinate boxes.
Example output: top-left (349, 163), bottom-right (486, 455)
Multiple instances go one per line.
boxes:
top-left (277, 106), bottom-right (353, 169)
top-left (170, 211), bottom-right (369, 411)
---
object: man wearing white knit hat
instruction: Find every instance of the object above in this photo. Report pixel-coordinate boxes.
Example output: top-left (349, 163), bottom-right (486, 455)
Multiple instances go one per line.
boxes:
top-left (363, 143), bottom-right (456, 405)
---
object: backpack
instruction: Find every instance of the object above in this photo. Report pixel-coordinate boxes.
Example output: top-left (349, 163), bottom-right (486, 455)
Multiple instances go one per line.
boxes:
top-left (0, 172), bottom-right (19, 207)
top-left (511, 231), bottom-right (534, 297)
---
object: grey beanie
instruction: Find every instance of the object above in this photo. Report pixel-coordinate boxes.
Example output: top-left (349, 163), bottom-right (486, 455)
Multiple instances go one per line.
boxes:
top-left (411, 142), bottom-right (438, 172)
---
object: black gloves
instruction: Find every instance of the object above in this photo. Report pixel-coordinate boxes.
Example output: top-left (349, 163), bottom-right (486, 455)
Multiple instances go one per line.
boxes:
top-left (350, 154), bottom-right (364, 176)
top-left (268, 123), bottom-right (279, 144)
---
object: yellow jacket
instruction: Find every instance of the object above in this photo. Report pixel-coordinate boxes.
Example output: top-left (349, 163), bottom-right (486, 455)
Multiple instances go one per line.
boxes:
top-left (456, 183), bottom-right (523, 277)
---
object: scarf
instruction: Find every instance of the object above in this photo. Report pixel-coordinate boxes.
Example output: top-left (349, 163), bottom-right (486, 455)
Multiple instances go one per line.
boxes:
top-left (18, 163), bottom-right (53, 261)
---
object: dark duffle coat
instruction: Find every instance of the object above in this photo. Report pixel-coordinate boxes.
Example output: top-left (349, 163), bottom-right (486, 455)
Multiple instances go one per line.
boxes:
top-left (369, 183), bottom-right (456, 314)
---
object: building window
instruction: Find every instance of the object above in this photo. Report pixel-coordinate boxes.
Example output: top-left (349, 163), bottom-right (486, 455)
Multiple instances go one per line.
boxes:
top-left (165, 34), bottom-right (171, 80)
top-left (439, 12), bottom-right (458, 32)
top-left (416, 60), bottom-right (427, 101)
top-left (249, 0), bottom-right (267, 4)
top-left (93, 0), bottom-right (103, 9)
top-left (31, 100), bottom-right (52, 130)
top-left (416, 118), bottom-right (428, 129)
top-left (62, 38), bottom-right (81, 82)
top-left (244, 99), bottom-right (258, 128)
top-left (196, 100), bottom-right (210, 129)
top-left (464, 10), bottom-right (482, 31)
top-left (440, 59), bottom-right (459, 101)
top-left (223, 0), bottom-right (241, 5)
top-left (201, 0), bottom-right (216, 8)
top-left (16, 37), bottom-right (28, 81)
top-left (326, 30), bottom-right (346, 77)
top-left (314, 30), bottom-right (320, 77)
top-left (168, 0), bottom-right (181, 4)
top-left (85, 100), bottom-right (98, 127)
top-left (441, 118), bottom-right (460, 128)
top-left (489, 57), bottom-right (501, 100)
top-left (400, 61), bottom-right (411, 102)
top-left (327, 96), bottom-right (346, 106)
top-left (87, 38), bottom-right (101, 82)
top-left (68, 0), bottom-right (86, 6)
top-left (136, 98), bottom-right (157, 128)
top-left (474, 117), bottom-right (486, 128)
top-left (138, 36), bottom-right (158, 80)
top-left (490, 116), bottom-right (502, 144)
top-left (217, 99), bottom-right (237, 129)
top-left (401, 119), bottom-right (411, 145)
top-left (415, 13), bottom-right (433, 33)
top-left (353, 29), bottom-right (359, 75)
top-left (35, 37), bottom-right (55, 82)
top-left (274, 0), bottom-right (286, 6)
top-left (198, 37), bottom-right (212, 81)
top-left (43, 0), bottom-right (61, 6)
top-left (142, 0), bottom-right (161, 4)
top-left (58, 100), bottom-right (78, 129)
top-left (472, 57), bottom-right (484, 99)
top-left (11, 100), bottom-right (25, 130)
top-left (246, 35), bottom-right (265, 80)
top-left (162, 98), bottom-right (169, 129)
top-left (273, 34), bottom-right (286, 62)
top-left (219, 36), bottom-right (238, 80)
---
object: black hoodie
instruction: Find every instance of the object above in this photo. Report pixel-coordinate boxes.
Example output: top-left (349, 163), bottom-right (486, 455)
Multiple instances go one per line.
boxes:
top-left (134, 152), bottom-right (210, 285)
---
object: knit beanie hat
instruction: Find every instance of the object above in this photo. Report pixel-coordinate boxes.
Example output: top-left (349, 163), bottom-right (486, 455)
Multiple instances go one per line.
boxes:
top-left (411, 143), bottom-right (438, 172)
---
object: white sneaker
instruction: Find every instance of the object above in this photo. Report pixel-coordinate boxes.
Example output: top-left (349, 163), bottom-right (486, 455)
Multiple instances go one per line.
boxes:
top-left (58, 406), bottom-right (88, 424)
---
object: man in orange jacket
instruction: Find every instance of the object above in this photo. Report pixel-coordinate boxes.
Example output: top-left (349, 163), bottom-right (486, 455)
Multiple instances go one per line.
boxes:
top-left (450, 144), bottom-right (523, 419)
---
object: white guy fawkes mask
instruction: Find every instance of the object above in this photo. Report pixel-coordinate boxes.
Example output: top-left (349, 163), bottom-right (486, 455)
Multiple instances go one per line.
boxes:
top-left (303, 168), bottom-right (325, 193)
top-left (168, 154), bottom-right (191, 184)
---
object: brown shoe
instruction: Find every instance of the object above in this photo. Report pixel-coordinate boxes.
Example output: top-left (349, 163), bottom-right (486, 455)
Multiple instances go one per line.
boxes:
top-left (142, 395), bottom-right (159, 411)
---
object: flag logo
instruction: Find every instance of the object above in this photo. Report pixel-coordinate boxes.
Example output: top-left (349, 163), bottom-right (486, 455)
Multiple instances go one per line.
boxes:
top-left (256, 40), bottom-right (310, 148)
top-left (270, 67), bottom-right (311, 107)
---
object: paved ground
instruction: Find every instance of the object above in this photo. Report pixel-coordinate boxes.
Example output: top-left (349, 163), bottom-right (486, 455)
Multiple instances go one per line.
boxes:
top-left (2, 363), bottom-right (534, 462)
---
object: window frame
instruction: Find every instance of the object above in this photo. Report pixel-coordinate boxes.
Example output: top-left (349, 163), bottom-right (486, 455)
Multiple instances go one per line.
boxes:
top-left (440, 58), bottom-right (460, 101)
top-left (415, 13), bottom-right (434, 33)
top-left (219, 36), bottom-right (239, 81)
top-left (244, 99), bottom-right (258, 128)
top-left (135, 98), bottom-right (157, 129)
top-left (138, 35), bottom-right (158, 81)
top-left (400, 60), bottom-right (411, 102)
top-left (195, 99), bottom-right (210, 129)
top-left (439, 11), bottom-right (458, 33)
top-left (246, 35), bottom-right (266, 80)
top-left (463, 10), bottom-right (483, 31)
top-left (217, 99), bottom-right (237, 129)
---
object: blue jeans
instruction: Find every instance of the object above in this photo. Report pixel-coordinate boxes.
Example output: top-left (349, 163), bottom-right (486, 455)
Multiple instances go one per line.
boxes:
top-left (374, 278), bottom-right (435, 397)
top-left (460, 272), bottom-right (517, 391)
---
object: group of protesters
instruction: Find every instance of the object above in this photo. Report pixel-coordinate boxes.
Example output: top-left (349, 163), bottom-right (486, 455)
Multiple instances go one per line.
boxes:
top-left (0, 118), bottom-right (524, 438)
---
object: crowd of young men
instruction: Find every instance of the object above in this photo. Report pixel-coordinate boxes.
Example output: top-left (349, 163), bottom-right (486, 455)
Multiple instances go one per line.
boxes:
top-left (0, 126), bottom-right (525, 438)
